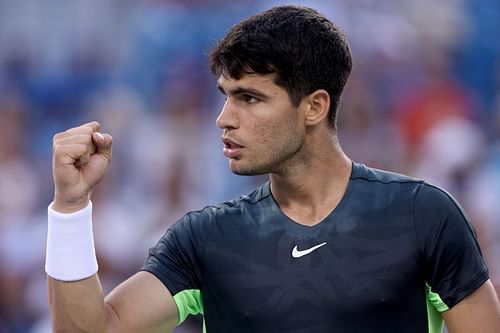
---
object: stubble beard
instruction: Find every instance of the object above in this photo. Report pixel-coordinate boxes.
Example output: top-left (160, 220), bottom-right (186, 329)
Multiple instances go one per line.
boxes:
top-left (228, 132), bottom-right (305, 177)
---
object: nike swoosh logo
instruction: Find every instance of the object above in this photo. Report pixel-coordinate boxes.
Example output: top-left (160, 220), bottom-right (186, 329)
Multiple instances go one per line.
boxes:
top-left (292, 242), bottom-right (327, 258)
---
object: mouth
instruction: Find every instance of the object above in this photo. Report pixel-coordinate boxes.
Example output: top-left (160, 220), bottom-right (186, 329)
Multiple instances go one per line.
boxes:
top-left (222, 137), bottom-right (244, 158)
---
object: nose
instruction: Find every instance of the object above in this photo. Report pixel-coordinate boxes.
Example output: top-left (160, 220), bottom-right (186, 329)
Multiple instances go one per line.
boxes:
top-left (216, 98), bottom-right (238, 129)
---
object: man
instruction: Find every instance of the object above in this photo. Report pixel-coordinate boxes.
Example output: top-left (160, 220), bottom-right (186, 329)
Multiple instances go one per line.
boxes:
top-left (46, 5), bottom-right (500, 333)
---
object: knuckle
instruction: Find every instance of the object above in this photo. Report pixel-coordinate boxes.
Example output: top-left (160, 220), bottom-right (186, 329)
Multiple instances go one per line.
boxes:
top-left (81, 126), bottom-right (92, 133)
top-left (85, 121), bottom-right (100, 133)
top-left (52, 132), bottom-right (65, 144)
top-left (65, 126), bottom-right (93, 137)
top-left (86, 134), bottom-right (94, 144)
top-left (52, 144), bottom-right (64, 157)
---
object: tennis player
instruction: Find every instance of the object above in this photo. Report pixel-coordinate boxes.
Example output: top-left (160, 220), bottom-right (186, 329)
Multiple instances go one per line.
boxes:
top-left (46, 5), bottom-right (500, 332)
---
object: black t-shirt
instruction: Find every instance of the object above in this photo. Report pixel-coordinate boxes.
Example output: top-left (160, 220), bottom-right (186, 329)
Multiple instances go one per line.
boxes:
top-left (142, 162), bottom-right (488, 333)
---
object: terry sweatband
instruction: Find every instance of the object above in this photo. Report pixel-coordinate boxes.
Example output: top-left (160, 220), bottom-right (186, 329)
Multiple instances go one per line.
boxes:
top-left (45, 201), bottom-right (98, 281)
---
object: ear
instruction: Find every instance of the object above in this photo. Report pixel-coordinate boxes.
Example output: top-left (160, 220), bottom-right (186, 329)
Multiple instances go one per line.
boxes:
top-left (303, 89), bottom-right (330, 126)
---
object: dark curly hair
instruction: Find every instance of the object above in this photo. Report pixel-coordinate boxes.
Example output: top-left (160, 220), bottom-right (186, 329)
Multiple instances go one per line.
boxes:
top-left (210, 5), bottom-right (352, 129)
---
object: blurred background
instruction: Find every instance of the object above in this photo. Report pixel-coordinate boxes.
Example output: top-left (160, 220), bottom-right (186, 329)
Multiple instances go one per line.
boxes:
top-left (0, 0), bottom-right (498, 332)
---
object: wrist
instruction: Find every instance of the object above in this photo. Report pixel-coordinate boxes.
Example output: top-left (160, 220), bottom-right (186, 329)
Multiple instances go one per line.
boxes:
top-left (52, 194), bottom-right (90, 213)
top-left (45, 201), bottom-right (98, 281)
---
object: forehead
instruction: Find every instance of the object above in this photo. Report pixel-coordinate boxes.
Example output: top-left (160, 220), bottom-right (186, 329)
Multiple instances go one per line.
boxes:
top-left (217, 73), bottom-right (283, 93)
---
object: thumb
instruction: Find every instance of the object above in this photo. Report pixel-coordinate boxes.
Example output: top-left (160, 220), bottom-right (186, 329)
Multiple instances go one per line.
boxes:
top-left (92, 132), bottom-right (113, 161)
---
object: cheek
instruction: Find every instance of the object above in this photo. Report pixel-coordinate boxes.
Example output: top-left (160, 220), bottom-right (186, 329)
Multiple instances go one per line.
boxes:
top-left (252, 121), bottom-right (279, 146)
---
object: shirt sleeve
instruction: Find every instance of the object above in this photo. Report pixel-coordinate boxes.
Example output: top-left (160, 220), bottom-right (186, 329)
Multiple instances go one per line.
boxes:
top-left (414, 183), bottom-right (489, 310)
top-left (141, 209), bottom-right (213, 300)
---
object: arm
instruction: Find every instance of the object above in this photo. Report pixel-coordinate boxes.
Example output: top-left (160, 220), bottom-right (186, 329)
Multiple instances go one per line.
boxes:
top-left (443, 279), bottom-right (500, 333)
top-left (49, 272), bottom-right (179, 333)
top-left (414, 184), bottom-right (499, 332)
top-left (48, 122), bottom-right (178, 332)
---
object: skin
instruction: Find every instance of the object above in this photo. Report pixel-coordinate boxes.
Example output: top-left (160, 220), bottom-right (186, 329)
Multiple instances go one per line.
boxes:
top-left (216, 73), bottom-right (352, 224)
top-left (49, 74), bottom-right (500, 332)
top-left (50, 121), bottom-right (179, 332)
top-left (216, 74), bottom-right (307, 176)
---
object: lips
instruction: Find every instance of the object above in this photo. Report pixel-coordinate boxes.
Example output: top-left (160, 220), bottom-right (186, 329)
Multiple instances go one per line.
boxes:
top-left (222, 137), bottom-right (244, 158)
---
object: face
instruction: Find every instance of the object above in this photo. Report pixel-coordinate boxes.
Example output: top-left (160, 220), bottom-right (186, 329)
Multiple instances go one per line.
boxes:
top-left (216, 73), bottom-right (306, 176)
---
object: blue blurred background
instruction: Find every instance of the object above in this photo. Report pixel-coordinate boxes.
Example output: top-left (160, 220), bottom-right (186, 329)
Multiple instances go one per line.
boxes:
top-left (0, 0), bottom-right (499, 332)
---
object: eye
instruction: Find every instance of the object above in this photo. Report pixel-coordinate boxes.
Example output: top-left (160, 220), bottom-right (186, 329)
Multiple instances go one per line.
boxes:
top-left (243, 94), bottom-right (259, 104)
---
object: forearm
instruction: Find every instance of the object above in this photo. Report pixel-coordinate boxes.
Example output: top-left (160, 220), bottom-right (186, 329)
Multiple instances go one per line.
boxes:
top-left (48, 275), bottom-right (117, 333)
top-left (46, 124), bottom-right (178, 332)
top-left (46, 201), bottom-right (117, 332)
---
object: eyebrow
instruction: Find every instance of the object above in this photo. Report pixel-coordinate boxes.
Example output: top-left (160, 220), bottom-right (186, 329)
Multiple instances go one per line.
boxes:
top-left (217, 84), bottom-right (270, 100)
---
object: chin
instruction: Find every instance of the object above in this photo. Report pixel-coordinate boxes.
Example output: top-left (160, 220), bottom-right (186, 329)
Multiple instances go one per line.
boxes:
top-left (230, 167), bottom-right (263, 176)
top-left (232, 170), bottom-right (264, 176)
top-left (229, 161), bottom-right (268, 176)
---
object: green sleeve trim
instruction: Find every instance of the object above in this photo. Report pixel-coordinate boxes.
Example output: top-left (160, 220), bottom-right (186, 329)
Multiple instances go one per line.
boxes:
top-left (426, 283), bottom-right (449, 312)
top-left (172, 289), bottom-right (204, 325)
top-left (425, 283), bottom-right (449, 333)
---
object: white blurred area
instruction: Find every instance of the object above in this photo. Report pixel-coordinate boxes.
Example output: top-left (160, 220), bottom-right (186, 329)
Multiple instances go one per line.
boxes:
top-left (0, 0), bottom-right (498, 332)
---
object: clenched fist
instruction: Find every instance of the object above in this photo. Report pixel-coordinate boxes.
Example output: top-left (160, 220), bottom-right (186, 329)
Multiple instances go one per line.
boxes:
top-left (51, 121), bottom-right (112, 213)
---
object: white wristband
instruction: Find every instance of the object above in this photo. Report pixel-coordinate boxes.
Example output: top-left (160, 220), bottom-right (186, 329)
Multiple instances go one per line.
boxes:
top-left (45, 201), bottom-right (98, 281)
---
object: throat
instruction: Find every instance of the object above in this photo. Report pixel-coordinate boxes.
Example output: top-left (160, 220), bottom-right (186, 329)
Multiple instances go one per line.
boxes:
top-left (269, 157), bottom-right (352, 227)
top-left (278, 196), bottom-right (343, 227)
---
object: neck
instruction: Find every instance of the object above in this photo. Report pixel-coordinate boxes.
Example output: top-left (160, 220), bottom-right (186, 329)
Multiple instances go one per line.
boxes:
top-left (269, 136), bottom-right (352, 226)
